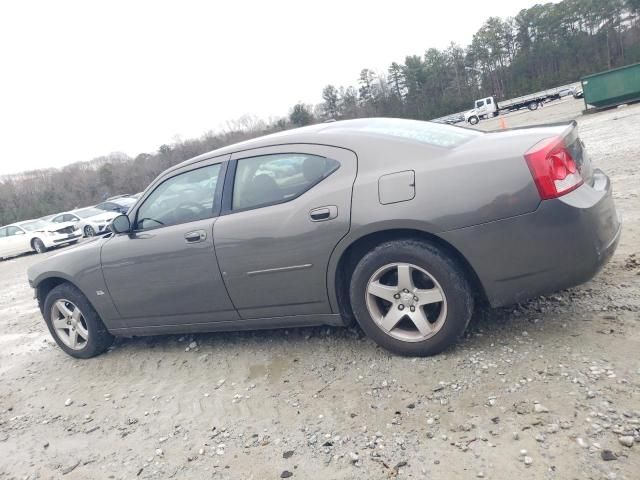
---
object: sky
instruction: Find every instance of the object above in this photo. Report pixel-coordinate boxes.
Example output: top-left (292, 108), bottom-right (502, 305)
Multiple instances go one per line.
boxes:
top-left (0, 0), bottom-right (549, 175)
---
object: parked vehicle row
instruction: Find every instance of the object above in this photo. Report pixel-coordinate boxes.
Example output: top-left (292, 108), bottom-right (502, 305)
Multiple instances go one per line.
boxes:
top-left (45, 194), bottom-right (139, 238)
top-left (0, 218), bottom-right (81, 260)
top-left (0, 193), bottom-right (140, 260)
top-left (49, 207), bottom-right (120, 237)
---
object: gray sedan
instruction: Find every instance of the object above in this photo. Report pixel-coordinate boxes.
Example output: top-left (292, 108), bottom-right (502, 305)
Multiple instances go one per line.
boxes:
top-left (27, 118), bottom-right (621, 358)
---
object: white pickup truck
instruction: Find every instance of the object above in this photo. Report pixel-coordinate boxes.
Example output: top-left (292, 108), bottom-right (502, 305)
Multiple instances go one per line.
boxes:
top-left (464, 86), bottom-right (576, 125)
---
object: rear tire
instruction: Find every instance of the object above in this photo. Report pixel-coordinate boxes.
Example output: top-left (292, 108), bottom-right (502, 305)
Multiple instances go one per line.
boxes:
top-left (32, 238), bottom-right (47, 254)
top-left (349, 240), bottom-right (474, 356)
top-left (43, 283), bottom-right (114, 358)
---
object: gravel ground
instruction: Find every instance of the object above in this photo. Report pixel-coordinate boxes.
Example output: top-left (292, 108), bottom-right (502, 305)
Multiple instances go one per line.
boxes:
top-left (1, 99), bottom-right (639, 480)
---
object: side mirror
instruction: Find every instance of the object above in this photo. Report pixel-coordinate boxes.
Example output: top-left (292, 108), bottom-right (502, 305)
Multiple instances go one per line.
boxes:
top-left (15, 230), bottom-right (25, 235)
top-left (110, 214), bottom-right (131, 234)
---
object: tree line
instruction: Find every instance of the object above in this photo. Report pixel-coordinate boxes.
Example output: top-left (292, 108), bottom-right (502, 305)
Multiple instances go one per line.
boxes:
top-left (1, 0), bottom-right (639, 226)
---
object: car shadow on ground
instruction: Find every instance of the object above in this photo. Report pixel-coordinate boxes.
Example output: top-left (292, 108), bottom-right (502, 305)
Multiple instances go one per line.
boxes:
top-left (104, 297), bottom-right (560, 359)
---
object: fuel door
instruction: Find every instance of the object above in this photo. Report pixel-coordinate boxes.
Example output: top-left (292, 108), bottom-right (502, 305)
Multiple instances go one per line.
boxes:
top-left (378, 170), bottom-right (415, 205)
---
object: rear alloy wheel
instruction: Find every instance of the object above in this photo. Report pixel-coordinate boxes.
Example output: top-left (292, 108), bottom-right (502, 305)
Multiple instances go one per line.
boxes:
top-left (32, 238), bottom-right (47, 254)
top-left (350, 240), bottom-right (474, 356)
top-left (43, 283), bottom-right (114, 358)
top-left (365, 263), bottom-right (447, 342)
top-left (84, 225), bottom-right (95, 237)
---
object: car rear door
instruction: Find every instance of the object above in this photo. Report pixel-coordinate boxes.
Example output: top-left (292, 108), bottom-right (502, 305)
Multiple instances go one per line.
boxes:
top-left (213, 144), bottom-right (357, 319)
top-left (101, 156), bottom-right (239, 329)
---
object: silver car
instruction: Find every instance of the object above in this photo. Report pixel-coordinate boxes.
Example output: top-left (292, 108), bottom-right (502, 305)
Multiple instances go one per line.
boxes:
top-left (50, 207), bottom-right (119, 237)
top-left (27, 118), bottom-right (620, 358)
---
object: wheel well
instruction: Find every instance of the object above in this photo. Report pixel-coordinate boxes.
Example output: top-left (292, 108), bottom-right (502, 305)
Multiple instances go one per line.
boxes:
top-left (334, 229), bottom-right (488, 321)
top-left (35, 277), bottom-right (69, 313)
top-left (30, 237), bottom-right (41, 249)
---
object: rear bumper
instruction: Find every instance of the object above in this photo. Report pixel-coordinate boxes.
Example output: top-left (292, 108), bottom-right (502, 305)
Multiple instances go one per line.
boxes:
top-left (441, 169), bottom-right (621, 307)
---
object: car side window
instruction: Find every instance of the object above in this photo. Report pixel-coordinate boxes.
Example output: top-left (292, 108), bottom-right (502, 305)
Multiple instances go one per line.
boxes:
top-left (486, 98), bottom-right (492, 105)
top-left (6, 226), bottom-right (22, 236)
top-left (476, 100), bottom-right (485, 108)
top-left (0, 227), bottom-right (7, 238)
top-left (67, 214), bottom-right (79, 222)
top-left (136, 163), bottom-right (221, 231)
top-left (52, 215), bottom-right (63, 223)
top-left (232, 153), bottom-right (339, 211)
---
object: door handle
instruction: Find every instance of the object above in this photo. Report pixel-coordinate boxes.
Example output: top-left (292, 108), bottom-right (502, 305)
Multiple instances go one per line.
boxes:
top-left (309, 206), bottom-right (338, 222)
top-left (184, 230), bottom-right (207, 243)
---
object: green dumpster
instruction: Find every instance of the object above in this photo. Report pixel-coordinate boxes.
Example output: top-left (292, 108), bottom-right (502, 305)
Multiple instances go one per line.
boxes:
top-left (581, 62), bottom-right (640, 109)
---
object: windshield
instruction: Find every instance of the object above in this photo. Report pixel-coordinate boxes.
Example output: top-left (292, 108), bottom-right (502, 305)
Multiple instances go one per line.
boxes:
top-left (75, 207), bottom-right (104, 218)
top-left (20, 220), bottom-right (49, 231)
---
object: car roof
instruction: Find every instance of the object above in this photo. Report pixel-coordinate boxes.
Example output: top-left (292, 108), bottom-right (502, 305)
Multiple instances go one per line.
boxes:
top-left (108, 197), bottom-right (136, 205)
top-left (166, 117), bottom-right (481, 174)
top-left (55, 207), bottom-right (99, 217)
top-left (68, 207), bottom-right (97, 213)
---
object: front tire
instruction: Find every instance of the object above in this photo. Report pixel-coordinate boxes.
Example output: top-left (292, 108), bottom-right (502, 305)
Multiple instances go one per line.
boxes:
top-left (349, 240), bottom-right (474, 356)
top-left (43, 283), bottom-right (114, 358)
top-left (32, 238), bottom-right (47, 254)
top-left (468, 115), bottom-right (479, 125)
top-left (84, 225), bottom-right (95, 237)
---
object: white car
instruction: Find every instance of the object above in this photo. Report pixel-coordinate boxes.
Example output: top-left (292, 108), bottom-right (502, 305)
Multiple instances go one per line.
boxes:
top-left (50, 207), bottom-right (119, 237)
top-left (0, 219), bottom-right (81, 259)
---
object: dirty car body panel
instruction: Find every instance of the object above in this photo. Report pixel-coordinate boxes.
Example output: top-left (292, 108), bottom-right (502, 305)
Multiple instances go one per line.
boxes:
top-left (28, 118), bottom-right (620, 342)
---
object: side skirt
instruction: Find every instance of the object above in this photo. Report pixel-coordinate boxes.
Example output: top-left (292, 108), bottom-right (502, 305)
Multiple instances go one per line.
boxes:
top-left (108, 313), bottom-right (346, 337)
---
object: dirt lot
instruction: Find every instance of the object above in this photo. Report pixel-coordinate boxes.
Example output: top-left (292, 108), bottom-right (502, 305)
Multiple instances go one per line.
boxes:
top-left (1, 98), bottom-right (639, 480)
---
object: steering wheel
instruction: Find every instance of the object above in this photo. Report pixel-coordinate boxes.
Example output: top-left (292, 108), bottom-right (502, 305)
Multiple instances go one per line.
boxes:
top-left (175, 201), bottom-right (206, 214)
top-left (171, 201), bottom-right (207, 223)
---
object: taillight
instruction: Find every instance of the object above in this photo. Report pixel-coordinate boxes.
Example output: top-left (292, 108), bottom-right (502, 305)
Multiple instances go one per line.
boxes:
top-left (524, 136), bottom-right (583, 199)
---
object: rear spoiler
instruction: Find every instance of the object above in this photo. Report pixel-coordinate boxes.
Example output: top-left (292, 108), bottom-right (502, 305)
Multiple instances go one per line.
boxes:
top-left (488, 120), bottom-right (577, 134)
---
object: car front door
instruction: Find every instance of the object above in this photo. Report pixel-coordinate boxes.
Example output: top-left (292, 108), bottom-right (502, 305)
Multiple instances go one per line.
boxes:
top-left (101, 156), bottom-right (239, 328)
top-left (4, 226), bottom-right (29, 256)
top-left (213, 145), bottom-right (357, 319)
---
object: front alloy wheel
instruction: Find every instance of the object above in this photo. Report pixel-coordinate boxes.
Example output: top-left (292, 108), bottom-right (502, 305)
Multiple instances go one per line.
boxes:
top-left (84, 225), bottom-right (95, 237)
top-left (366, 263), bottom-right (447, 342)
top-left (51, 299), bottom-right (89, 350)
top-left (43, 283), bottom-right (114, 358)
